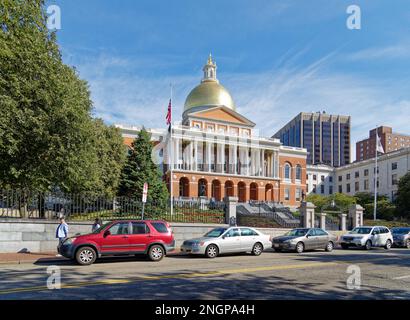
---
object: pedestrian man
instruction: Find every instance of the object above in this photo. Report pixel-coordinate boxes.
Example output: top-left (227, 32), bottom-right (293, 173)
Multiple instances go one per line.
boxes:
top-left (92, 218), bottom-right (102, 232)
top-left (56, 217), bottom-right (69, 256)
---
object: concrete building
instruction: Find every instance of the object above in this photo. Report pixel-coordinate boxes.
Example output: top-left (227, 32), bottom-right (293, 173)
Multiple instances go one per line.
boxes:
top-left (307, 147), bottom-right (410, 201)
top-left (272, 112), bottom-right (351, 167)
top-left (356, 126), bottom-right (410, 161)
top-left (306, 164), bottom-right (335, 196)
top-left (335, 147), bottom-right (410, 201)
top-left (118, 56), bottom-right (308, 208)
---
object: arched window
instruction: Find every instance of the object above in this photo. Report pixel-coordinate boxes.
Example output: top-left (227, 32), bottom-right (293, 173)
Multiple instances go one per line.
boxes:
top-left (295, 165), bottom-right (302, 181)
top-left (284, 163), bottom-right (292, 180)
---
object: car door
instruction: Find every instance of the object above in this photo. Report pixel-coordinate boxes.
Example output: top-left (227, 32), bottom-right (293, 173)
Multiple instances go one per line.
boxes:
top-left (305, 229), bottom-right (318, 249)
top-left (314, 228), bottom-right (330, 249)
top-left (371, 227), bottom-right (381, 247)
top-left (100, 222), bottom-right (132, 254)
top-left (240, 228), bottom-right (258, 251)
top-left (220, 228), bottom-right (242, 253)
top-left (128, 222), bottom-right (151, 253)
top-left (380, 227), bottom-right (390, 246)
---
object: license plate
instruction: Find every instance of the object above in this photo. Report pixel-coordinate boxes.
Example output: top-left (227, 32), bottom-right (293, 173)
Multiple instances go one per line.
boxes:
top-left (274, 244), bottom-right (279, 248)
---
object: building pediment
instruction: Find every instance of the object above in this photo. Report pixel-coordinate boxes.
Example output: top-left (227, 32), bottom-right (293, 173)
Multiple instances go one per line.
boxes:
top-left (185, 106), bottom-right (255, 127)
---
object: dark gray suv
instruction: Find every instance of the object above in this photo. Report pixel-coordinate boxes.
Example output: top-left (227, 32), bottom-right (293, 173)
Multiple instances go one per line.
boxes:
top-left (391, 227), bottom-right (410, 248)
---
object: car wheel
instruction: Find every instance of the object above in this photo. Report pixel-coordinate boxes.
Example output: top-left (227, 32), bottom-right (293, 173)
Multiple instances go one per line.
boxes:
top-left (295, 242), bottom-right (304, 254)
top-left (148, 245), bottom-right (164, 262)
top-left (325, 241), bottom-right (334, 252)
top-left (251, 242), bottom-right (263, 256)
top-left (384, 240), bottom-right (392, 250)
top-left (341, 243), bottom-right (349, 250)
top-left (76, 246), bottom-right (97, 266)
top-left (406, 239), bottom-right (410, 249)
top-left (205, 244), bottom-right (219, 258)
top-left (364, 240), bottom-right (372, 250)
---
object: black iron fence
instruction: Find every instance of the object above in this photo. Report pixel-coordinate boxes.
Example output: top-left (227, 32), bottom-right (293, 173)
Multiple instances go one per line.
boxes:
top-left (0, 190), bottom-right (226, 224)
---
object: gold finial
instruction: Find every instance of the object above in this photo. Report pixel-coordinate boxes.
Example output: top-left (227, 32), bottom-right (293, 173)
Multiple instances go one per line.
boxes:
top-left (207, 53), bottom-right (213, 65)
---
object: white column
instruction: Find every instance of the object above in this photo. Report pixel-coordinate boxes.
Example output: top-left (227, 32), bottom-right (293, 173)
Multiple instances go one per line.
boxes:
top-left (207, 141), bottom-right (212, 172)
top-left (194, 140), bottom-right (198, 171)
top-left (246, 148), bottom-right (250, 176)
top-left (189, 141), bottom-right (194, 171)
top-left (262, 149), bottom-right (266, 177)
top-left (233, 144), bottom-right (238, 174)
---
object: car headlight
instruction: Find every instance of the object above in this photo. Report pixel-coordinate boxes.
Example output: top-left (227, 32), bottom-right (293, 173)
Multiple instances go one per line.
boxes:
top-left (64, 237), bottom-right (76, 245)
top-left (353, 236), bottom-right (363, 241)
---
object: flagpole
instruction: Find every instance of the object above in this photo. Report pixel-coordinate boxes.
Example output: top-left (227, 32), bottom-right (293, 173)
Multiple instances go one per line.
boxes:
top-left (170, 84), bottom-right (174, 216)
top-left (374, 149), bottom-right (378, 221)
top-left (373, 126), bottom-right (378, 221)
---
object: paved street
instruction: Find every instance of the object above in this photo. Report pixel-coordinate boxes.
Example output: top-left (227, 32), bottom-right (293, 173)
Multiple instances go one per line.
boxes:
top-left (0, 248), bottom-right (409, 300)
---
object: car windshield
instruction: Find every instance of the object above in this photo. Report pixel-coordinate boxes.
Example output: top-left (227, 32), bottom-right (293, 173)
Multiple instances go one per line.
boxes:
top-left (204, 228), bottom-right (227, 238)
top-left (285, 229), bottom-right (309, 237)
top-left (392, 228), bottom-right (410, 235)
top-left (350, 227), bottom-right (373, 234)
top-left (92, 222), bottom-right (111, 234)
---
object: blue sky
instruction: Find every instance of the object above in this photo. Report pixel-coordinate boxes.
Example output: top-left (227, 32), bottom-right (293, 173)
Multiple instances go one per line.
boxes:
top-left (48, 0), bottom-right (410, 160)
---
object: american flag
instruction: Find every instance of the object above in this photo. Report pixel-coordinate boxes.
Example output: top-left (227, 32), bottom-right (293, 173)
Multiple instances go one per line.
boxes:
top-left (166, 99), bottom-right (172, 126)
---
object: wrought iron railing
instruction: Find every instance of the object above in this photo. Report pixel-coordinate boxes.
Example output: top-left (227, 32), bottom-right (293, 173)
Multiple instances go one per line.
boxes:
top-left (0, 190), bottom-right (225, 224)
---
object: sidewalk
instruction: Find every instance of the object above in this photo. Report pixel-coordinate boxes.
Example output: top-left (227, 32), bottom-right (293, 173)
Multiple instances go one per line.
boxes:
top-left (0, 252), bottom-right (66, 265)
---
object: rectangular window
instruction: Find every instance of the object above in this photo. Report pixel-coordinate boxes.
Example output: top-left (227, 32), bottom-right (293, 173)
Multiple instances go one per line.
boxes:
top-left (320, 185), bottom-right (325, 194)
top-left (132, 222), bottom-right (149, 234)
top-left (295, 188), bottom-right (301, 201)
top-left (321, 176), bottom-right (325, 182)
top-left (355, 171), bottom-right (359, 178)
top-left (338, 176), bottom-right (342, 182)
top-left (364, 169), bottom-right (369, 177)
top-left (392, 162), bottom-right (398, 170)
top-left (392, 174), bottom-right (398, 185)
top-left (338, 185), bottom-right (343, 193)
top-left (346, 184), bottom-right (351, 193)
top-left (284, 188), bottom-right (290, 200)
top-left (313, 184), bottom-right (317, 193)
top-left (364, 180), bottom-right (369, 190)
top-left (355, 181), bottom-right (359, 192)
top-left (346, 174), bottom-right (350, 180)
top-left (329, 186), bottom-right (333, 195)
top-left (329, 176), bottom-right (333, 183)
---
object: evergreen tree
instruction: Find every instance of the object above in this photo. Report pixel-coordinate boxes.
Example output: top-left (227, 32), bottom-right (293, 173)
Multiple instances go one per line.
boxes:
top-left (396, 172), bottom-right (410, 219)
top-left (118, 128), bottom-right (169, 204)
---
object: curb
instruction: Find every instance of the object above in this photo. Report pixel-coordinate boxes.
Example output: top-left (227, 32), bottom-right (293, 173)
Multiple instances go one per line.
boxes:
top-left (0, 258), bottom-right (67, 265)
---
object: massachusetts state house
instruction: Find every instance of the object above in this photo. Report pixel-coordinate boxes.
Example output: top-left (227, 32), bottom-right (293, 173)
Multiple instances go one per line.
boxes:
top-left (118, 56), bottom-right (307, 208)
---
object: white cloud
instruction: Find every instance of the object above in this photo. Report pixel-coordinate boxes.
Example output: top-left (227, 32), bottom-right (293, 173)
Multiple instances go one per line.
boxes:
top-left (348, 44), bottom-right (410, 61)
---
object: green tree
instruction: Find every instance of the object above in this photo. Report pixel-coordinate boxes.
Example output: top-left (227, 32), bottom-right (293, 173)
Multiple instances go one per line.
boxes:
top-left (89, 119), bottom-right (127, 197)
top-left (0, 1), bottom-right (125, 195)
top-left (395, 172), bottom-right (410, 219)
top-left (118, 128), bottom-right (169, 204)
top-left (306, 194), bottom-right (329, 211)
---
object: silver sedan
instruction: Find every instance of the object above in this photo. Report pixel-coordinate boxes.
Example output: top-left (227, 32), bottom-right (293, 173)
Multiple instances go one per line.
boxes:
top-left (272, 228), bottom-right (337, 253)
top-left (180, 227), bottom-right (272, 258)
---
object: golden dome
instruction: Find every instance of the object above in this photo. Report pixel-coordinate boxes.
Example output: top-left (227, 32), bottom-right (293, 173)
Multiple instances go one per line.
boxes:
top-left (184, 55), bottom-right (236, 112)
top-left (184, 81), bottom-right (236, 112)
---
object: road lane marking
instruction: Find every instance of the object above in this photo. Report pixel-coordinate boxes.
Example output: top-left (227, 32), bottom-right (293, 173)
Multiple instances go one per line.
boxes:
top-left (0, 261), bottom-right (337, 295)
top-left (392, 275), bottom-right (410, 280)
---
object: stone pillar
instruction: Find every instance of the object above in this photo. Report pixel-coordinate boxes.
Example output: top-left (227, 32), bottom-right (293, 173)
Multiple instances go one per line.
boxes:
top-left (299, 202), bottom-right (316, 228)
top-left (320, 212), bottom-right (327, 230)
top-left (194, 140), bottom-right (198, 171)
top-left (224, 196), bottom-right (238, 225)
top-left (207, 142), bottom-right (212, 172)
top-left (348, 204), bottom-right (364, 229)
top-left (340, 213), bottom-right (347, 231)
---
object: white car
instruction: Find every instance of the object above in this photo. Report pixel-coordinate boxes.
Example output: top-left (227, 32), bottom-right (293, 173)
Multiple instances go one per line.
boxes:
top-left (340, 226), bottom-right (393, 250)
top-left (180, 227), bottom-right (272, 258)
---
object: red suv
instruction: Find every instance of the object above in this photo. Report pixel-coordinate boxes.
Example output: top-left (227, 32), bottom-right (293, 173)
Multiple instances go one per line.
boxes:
top-left (59, 220), bottom-right (175, 265)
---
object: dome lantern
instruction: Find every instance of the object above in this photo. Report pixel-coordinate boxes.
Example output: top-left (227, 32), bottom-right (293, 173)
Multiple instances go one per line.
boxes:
top-left (184, 55), bottom-right (236, 113)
